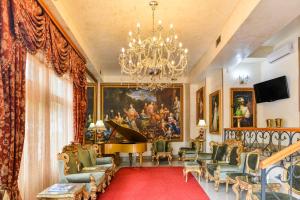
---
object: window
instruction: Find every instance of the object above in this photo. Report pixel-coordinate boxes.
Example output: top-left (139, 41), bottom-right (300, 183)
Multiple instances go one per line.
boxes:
top-left (18, 53), bottom-right (74, 199)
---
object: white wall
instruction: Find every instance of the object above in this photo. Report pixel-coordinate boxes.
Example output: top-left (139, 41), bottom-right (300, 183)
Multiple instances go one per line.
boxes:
top-left (204, 69), bottom-right (223, 150)
top-left (258, 39), bottom-right (299, 127)
top-left (223, 62), bottom-right (262, 128)
top-left (189, 82), bottom-right (205, 140)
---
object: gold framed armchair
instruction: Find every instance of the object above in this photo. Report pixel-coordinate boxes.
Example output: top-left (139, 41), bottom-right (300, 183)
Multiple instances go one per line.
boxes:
top-left (225, 149), bottom-right (261, 193)
top-left (178, 139), bottom-right (205, 161)
top-left (151, 136), bottom-right (173, 165)
top-left (205, 140), bottom-right (243, 191)
top-left (57, 143), bottom-right (115, 199)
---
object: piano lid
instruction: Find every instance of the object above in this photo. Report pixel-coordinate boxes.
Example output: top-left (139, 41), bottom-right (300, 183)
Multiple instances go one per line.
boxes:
top-left (106, 120), bottom-right (147, 142)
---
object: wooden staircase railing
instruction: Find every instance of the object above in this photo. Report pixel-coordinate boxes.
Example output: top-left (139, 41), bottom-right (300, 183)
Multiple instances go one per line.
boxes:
top-left (260, 140), bottom-right (300, 169)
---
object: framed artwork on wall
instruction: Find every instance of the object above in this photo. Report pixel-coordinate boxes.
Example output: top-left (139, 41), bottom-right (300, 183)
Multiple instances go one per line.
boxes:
top-left (100, 83), bottom-right (184, 141)
top-left (209, 90), bottom-right (221, 134)
top-left (86, 83), bottom-right (97, 128)
top-left (196, 86), bottom-right (205, 124)
top-left (230, 88), bottom-right (256, 128)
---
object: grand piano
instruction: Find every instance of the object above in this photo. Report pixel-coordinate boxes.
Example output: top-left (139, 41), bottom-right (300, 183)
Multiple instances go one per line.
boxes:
top-left (102, 120), bottom-right (147, 165)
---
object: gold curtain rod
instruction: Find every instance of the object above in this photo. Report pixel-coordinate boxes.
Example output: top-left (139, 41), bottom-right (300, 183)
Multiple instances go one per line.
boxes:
top-left (37, 0), bottom-right (86, 63)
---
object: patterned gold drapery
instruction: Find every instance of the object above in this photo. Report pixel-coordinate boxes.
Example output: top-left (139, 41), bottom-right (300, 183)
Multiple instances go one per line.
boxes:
top-left (0, 0), bottom-right (87, 198)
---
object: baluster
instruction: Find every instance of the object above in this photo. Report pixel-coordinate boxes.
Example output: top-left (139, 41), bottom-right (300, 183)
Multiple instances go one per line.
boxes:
top-left (261, 168), bottom-right (266, 200)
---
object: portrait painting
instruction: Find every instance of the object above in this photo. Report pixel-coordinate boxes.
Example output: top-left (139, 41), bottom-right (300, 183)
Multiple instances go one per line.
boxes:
top-left (196, 86), bottom-right (205, 124)
top-left (86, 83), bottom-right (97, 128)
top-left (101, 84), bottom-right (183, 141)
top-left (209, 90), bottom-right (221, 134)
top-left (231, 88), bottom-right (256, 128)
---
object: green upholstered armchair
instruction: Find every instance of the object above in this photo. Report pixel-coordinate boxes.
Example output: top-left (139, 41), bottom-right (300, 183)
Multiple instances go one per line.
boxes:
top-left (151, 136), bottom-right (173, 165)
top-left (178, 139), bottom-right (205, 161)
top-left (204, 141), bottom-right (243, 191)
top-left (57, 143), bottom-right (115, 199)
top-left (251, 160), bottom-right (300, 200)
top-left (225, 149), bottom-right (261, 193)
top-left (196, 140), bottom-right (232, 166)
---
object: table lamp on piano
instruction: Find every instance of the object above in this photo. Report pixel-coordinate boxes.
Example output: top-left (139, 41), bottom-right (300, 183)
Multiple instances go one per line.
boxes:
top-left (89, 120), bottom-right (106, 143)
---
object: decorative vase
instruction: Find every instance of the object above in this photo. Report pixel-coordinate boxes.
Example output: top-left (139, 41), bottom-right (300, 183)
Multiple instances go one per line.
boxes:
top-left (275, 118), bottom-right (283, 128)
top-left (266, 119), bottom-right (274, 128)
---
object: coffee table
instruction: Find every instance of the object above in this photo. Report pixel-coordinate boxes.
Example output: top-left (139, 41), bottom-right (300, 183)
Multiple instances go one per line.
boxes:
top-left (37, 183), bottom-right (88, 200)
top-left (232, 175), bottom-right (281, 200)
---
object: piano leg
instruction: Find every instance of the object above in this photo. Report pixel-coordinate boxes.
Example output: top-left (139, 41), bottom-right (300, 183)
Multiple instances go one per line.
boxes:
top-left (129, 153), bottom-right (133, 166)
top-left (138, 153), bottom-right (143, 165)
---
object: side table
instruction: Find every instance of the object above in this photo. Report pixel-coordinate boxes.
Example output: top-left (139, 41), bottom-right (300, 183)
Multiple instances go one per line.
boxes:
top-left (37, 183), bottom-right (88, 200)
top-left (183, 161), bottom-right (201, 182)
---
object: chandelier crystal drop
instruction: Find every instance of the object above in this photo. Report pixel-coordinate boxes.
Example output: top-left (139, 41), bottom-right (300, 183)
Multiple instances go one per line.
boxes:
top-left (119, 0), bottom-right (188, 91)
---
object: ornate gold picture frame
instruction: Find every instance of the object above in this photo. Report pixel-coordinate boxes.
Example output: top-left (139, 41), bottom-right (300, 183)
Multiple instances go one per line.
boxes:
top-left (209, 90), bottom-right (221, 134)
top-left (100, 83), bottom-right (184, 141)
top-left (230, 88), bottom-right (256, 128)
top-left (196, 86), bottom-right (205, 124)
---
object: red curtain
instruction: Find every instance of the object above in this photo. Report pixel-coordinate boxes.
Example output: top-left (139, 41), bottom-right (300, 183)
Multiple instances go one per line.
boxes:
top-left (0, 0), bottom-right (87, 198)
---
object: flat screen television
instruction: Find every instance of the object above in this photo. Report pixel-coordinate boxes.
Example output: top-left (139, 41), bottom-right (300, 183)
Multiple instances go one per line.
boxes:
top-left (254, 76), bottom-right (289, 103)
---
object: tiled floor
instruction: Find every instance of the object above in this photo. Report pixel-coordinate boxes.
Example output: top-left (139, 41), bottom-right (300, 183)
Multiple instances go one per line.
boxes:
top-left (119, 159), bottom-right (238, 200)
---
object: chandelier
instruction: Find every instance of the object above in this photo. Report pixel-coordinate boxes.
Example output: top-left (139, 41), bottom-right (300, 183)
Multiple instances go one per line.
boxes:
top-left (119, 1), bottom-right (188, 90)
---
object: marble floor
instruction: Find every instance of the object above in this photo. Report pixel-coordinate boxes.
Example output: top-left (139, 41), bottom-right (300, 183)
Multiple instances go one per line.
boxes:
top-left (118, 159), bottom-right (239, 200)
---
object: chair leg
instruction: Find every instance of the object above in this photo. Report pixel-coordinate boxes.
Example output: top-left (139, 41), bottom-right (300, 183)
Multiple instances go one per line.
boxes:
top-left (226, 179), bottom-right (229, 193)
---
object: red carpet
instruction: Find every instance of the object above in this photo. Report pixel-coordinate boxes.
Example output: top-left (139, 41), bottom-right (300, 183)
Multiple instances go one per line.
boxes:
top-left (98, 167), bottom-right (210, 200)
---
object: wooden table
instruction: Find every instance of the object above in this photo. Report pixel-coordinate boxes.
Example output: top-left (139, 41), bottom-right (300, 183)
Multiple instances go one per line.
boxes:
top-left (232, 176), bottom-right (281, 200)
top-left (37, 183), bottom-right (88, 200)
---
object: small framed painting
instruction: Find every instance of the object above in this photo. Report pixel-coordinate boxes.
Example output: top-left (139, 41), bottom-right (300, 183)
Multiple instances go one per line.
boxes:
top-left (230, 88), bottom-right (256, 128)
top-left (86, 83), bottom-right (97, 128)
top-left (209, 90), bottom-right (221, 134)
top-left (196, 86), bottom-right (205, 124)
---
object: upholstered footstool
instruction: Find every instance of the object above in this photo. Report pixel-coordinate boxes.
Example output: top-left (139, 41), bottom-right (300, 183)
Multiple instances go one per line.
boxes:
top-left (183, 161), bottom-right (201, 182)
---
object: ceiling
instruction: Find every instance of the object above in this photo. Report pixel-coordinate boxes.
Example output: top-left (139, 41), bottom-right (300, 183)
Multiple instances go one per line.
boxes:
top-left (44, 0), bottom-right (240, 76)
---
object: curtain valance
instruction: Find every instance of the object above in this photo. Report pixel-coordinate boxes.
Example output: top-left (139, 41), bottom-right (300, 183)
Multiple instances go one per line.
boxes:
top-left (0, 0), bottom-right (87, 198)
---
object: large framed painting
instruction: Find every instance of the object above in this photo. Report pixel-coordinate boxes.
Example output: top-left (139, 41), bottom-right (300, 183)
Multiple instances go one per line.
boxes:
top-left (196, 86), bottom-right (205, 124)
top-left (230, 88), bottom-right (256, 128)
top-left (100, 83), bottom-right (184, 141)
top-left (209, 90), bottom-right (221, 134)
top-left (86, 83), bottom-right (97, 128)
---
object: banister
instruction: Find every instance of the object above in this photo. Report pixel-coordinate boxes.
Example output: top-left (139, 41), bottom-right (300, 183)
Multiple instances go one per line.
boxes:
top-left (224, 127), bottom-right (300, 132)
top-left (260, 140), bottom-right (300, 169)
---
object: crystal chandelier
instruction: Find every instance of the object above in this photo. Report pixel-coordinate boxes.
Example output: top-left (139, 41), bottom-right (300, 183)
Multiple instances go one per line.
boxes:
top-left (119, 1), bottom-right (188, 90)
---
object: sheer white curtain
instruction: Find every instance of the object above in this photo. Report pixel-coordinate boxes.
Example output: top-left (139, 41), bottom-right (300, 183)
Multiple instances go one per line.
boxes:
top-left (18, 53), bottom-right (74, 200)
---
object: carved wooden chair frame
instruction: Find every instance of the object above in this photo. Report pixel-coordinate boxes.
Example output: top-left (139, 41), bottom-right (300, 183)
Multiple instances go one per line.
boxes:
top-left (151, 136), bottom-right (173, 165)
top-left (283, 159), bottom-right (300, 195)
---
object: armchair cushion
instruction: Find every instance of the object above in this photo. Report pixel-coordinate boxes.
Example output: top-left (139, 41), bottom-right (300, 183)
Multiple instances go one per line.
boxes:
top-left (78, 148), bottom-right (92, 167)
top-left (88, 148), bottom-right (97, 166)
top-left (67, 152), bottom-right (79, 174)
top-left (65, 173), bottom-right (92, 183)
top-left (215, 144), bottom-right (227, 161)
top-left (207, 164), bottom-right (218, 176)
top-left (156, 141), bottom-right (165, 152)
top-left (248, 153), bottom-right (259, 171)
top-left (229, 146), bottom-right (239, 165)
top-left (96, 157), bottom-right (113, 165)
top-left (254, 192), bottom-right (298, 200)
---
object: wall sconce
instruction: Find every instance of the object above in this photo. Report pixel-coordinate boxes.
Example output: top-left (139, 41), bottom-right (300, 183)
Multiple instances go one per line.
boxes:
top-left (238, 75), bottom-right (249, 84)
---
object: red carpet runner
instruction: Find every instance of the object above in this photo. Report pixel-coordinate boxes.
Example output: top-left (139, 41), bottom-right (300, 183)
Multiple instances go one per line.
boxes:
top-left (98, 167), bottom-right (210, 200)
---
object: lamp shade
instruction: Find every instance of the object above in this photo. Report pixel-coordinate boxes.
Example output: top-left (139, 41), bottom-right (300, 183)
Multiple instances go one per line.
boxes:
top-left (88, 122), bottom-right (95, 129)
top-left (197, 119), bottom-right (206, 127)
top-left (95, 120), bottom-right (105, 128)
